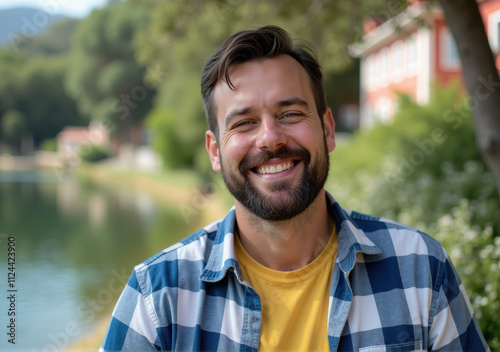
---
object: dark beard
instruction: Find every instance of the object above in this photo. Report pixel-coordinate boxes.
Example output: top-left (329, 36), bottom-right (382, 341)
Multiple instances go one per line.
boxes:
top-left (220, 142), bottom-right (330, 221)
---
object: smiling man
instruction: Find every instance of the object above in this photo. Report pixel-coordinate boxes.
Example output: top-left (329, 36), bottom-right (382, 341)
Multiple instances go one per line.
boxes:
top-left (100, 26), bottom-right (489, 351)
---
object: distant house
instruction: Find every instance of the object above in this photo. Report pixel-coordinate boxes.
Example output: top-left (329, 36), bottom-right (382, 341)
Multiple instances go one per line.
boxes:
top-left (349, 0), bottom-right (500, 128)
top-left (57, 121), bottom-right (109, 162)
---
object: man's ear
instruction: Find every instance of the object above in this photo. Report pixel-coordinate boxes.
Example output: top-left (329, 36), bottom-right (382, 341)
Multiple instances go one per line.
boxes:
top-left (205, 130), bottom-right (221, 172)
top-left (323, 108), bottom-right (336, 153)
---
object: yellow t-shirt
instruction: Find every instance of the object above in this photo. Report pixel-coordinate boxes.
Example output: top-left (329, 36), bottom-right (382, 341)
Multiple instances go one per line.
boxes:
top-left (234, 227), bottom-right (338, 352)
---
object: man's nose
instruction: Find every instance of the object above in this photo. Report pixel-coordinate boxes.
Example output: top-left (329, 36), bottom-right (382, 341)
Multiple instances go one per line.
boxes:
top-left (255, 116), bottom-right (287, 151)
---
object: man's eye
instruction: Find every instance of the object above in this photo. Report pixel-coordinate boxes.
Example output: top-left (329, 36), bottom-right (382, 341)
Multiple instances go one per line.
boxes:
top-left (232, 120), bottom-right (254, 129)
top-left (281, 112), bottom-right (304, 121)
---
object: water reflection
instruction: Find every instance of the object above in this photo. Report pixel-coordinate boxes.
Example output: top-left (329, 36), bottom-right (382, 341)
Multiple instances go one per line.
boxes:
top-left (0, 170), bottom-right (201, 350)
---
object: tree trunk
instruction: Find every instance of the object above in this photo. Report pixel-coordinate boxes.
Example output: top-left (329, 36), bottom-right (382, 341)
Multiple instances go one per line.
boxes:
top-left (438, 0), bottom-right (500, 193)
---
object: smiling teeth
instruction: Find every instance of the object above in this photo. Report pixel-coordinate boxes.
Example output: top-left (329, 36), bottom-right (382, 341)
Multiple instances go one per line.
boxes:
top-left (257, 161), bottom-right (293, 175)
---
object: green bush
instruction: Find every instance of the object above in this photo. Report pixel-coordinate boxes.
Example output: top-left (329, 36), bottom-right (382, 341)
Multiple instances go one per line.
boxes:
top-left (79, 144), bottom-right (111, 163)
top-left (40, 138), bottom-right (58, 152)
top-left (433, 199), bottom-right (500, 349)
top-left (327, 84), bottom-right (500, 349)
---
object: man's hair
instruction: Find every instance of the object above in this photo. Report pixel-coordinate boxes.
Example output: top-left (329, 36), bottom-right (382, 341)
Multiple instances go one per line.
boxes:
top-left (201, 25), bottom-right (327, 136)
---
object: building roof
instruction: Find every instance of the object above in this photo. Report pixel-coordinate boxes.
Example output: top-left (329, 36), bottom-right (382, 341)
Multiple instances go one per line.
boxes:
top-left (349, 2), bottom-right (442, 57)
top-left (57, 127), bottom-right (92, 143)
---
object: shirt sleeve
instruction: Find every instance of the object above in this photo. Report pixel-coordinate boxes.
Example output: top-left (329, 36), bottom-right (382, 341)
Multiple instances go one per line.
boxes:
top-left (428, 250), bottom-right (490, 351)
top-left (100, 269), bottom-right (161, 351)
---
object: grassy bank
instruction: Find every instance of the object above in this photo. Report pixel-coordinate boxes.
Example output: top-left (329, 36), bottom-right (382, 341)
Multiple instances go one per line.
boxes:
top-left (76, 163), bottom-right (232, 225)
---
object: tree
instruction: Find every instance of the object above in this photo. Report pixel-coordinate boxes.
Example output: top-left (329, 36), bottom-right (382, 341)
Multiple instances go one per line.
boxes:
top-left (437, 0), bottom-right (500, 193)
top-left (0, 50), bottom-right (85, 149)
top-left (20, 56), bottom-right (86, 144)
top-left (1, 110), bottom-right (26, 154)
top-left (0, 16), bottom-right (86, 151)
top-left (66, 2), bottom-right (155, 145)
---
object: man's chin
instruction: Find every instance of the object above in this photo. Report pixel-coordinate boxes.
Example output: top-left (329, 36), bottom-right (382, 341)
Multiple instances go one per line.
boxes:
top-left (238, 188), bottom-right (310, 221)
top-left (249, 182), bottom-right (294, 196)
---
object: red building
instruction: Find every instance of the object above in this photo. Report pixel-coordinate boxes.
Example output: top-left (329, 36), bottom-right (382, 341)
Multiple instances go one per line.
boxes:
top-left (350, 0), bottom-right (500, 128)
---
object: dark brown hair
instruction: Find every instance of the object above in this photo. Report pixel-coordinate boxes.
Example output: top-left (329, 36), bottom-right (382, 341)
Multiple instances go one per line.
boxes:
top-left (201, 25), bottom-right (327, 136)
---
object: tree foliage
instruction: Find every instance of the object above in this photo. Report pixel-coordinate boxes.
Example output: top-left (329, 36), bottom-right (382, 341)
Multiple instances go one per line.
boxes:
top-left (0, 15), bottom-right (86, 150)
top-left (65, 1), bottom-right (155, 143)
top-left (1, 110), bottom-right (27, 142)
top-left (133, 0), bottom-right (405, 73)
top-left (0, 50), bottom-right (85, 148)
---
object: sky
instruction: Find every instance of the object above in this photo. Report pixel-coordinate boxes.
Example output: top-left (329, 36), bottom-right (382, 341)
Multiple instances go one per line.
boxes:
top-left (0, 0), bottom-right (109, 18)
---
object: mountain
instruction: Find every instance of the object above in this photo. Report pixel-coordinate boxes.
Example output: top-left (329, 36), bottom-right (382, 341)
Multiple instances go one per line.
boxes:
top-left (0, 7), bottom-right (71, 48)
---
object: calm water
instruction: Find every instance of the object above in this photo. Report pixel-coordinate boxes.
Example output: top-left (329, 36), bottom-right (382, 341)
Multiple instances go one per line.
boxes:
top-left (0, 170), bottom-right (202, 351)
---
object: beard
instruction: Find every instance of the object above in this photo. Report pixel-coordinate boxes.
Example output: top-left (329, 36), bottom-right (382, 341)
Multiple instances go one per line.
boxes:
top-left (219, 140), bottom-right (330, 221)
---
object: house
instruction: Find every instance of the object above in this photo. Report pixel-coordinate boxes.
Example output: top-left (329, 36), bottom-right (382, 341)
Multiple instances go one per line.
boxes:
top-left (349, 0), bottom-right (500, 128)
top-left (57, 120), bottom-right (110, 162)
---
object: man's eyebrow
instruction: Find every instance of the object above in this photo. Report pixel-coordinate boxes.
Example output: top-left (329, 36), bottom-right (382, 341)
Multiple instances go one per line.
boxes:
top-left (224, 106), bottom-right (253, 126)
top-left (274, 97), bottom-right (310, 109)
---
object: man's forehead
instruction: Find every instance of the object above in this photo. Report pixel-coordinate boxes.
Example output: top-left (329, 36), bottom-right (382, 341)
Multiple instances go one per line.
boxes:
top-left (216, 55), bottom-right (307, 88)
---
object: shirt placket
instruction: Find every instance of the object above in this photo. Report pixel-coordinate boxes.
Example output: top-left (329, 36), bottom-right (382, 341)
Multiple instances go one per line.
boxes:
top-left (240, 285), bottom-right (262, 352)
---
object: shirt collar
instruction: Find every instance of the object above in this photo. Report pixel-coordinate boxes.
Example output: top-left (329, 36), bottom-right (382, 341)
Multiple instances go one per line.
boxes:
top-left (200, 207), bottom-right (242, 283)
top-left (200, 191), bottom-right (381, 282)
top-left (325, 192), bottom-right (381, 273)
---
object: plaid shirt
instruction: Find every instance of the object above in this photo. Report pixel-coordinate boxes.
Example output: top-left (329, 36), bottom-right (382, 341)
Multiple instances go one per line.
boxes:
top-left (100, 192), bottom-right (489, 351)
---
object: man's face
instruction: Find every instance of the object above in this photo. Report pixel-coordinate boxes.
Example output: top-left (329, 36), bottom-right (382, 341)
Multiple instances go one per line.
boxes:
top-left (206, 54), bottom-right (335, 221)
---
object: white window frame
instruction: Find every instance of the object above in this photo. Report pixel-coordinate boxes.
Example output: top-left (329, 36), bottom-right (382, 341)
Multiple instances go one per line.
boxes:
top-left (440, 27), bottom-right (460, 70)
top-left (378, 48), bottom-right (389, 86)
top-left (391, 40), bottom-right (404, 82)
top-left (487, 9), bottom-right (500, 52)
top-left (406, 34), bottom-right (417, 76)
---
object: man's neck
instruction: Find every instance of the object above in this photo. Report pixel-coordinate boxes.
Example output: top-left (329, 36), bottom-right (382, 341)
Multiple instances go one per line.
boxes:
top-left (234, 191), bottom-right (333, 271)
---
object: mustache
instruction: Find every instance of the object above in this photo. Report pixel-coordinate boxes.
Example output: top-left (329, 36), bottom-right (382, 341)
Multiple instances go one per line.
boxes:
top-left (239, 146), bottom-right (311, 174)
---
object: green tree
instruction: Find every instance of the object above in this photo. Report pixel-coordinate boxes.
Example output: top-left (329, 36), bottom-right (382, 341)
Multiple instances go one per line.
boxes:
top-left (21, 56), bottom-right (86, 144)
top-left (1, 110), bottom-right (26, 153)
top-left (134, 0), bottom-right (399, 74)
top-left (66, 2), bottom-right (156, 145)
top-left (0, 50), bottom-right (85, 148)
top-left (0, 49), bottom-right (24, 134)
top-left (0, 14), bottom-right (85, 152)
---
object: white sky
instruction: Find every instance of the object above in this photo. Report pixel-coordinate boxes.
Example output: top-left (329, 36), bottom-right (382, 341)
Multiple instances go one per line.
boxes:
top-left (0, 0), bottom-right (109, 18)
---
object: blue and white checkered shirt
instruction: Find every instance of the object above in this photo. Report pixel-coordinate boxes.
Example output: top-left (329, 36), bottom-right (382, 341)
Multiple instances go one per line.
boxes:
top-left (100, 192), bottom-right (489, 351)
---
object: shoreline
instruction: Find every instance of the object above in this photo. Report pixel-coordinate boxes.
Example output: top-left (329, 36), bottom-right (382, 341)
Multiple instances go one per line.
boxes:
top-left (75, 163), bottom-right (231, 226)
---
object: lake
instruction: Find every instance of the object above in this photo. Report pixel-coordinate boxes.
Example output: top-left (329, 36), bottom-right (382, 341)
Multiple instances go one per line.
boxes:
top-left (0, 170), bottom-right (204, 351)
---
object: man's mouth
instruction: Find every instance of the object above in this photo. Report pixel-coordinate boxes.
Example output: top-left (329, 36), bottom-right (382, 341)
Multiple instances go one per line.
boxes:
top-left (240, 146), bottom-right (309, 176)
top-left (254, 160), bottom-right (297, 175)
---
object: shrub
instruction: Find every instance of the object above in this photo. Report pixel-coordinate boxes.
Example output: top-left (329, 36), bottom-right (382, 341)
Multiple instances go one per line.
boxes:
top-left (432, 200), bottom-right (500, 350)
top-left (79, 144), bottom-right (111, 163)
top-left (41, 138), bottom-right (58, 152)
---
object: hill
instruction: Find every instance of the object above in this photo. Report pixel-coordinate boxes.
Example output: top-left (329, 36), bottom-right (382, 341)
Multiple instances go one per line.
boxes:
top-left (0, 7), bottom-right (71, 49)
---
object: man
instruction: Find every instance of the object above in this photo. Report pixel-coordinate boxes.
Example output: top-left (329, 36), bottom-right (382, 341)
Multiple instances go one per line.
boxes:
top-left (101, 26), bottom-right (489, 351)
